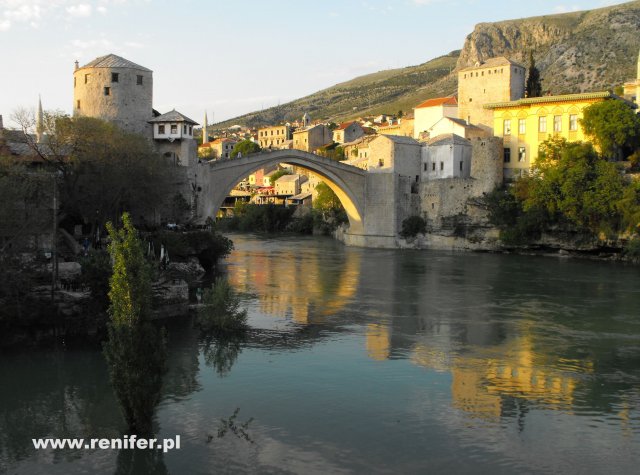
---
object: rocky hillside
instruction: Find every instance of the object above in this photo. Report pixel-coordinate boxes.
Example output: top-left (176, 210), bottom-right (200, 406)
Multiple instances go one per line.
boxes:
top-left (214, 52), bottom-right (460, 129)
top-left (458, 0), bottom-right (640, 94)
top-left (214, 1), bottom-right (640, 130)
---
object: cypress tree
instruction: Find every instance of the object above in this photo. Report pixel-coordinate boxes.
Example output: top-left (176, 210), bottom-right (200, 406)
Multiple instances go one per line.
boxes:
top-left (526, 51), bottom-right (543, 98)
top-left (103, 213), bottom-right (166, 435)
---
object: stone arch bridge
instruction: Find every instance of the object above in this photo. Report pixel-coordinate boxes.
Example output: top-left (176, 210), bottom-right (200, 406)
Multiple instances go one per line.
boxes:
top-left (197, 149), bottom-right (406, 247)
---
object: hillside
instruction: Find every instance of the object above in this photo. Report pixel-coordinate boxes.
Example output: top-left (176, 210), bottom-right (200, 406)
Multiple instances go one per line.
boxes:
top-left (214, 1), bottom-right (640, 130)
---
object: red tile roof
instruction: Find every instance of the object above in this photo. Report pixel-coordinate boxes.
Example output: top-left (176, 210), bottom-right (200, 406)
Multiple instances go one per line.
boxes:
top-left (415, 96), bottom-right (458, 109)
top-left (337, 121), bottom-right (355, 130)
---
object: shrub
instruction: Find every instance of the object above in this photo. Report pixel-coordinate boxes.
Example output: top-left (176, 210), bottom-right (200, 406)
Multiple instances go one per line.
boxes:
top-left (622, 238), bottom-right (640, 263)
top-left (197, 277), bottom-right (247, 335)
top-left (400, 216), bottom-right (427, 238)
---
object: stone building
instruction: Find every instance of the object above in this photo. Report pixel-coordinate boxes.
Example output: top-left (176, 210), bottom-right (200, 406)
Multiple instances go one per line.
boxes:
top-left (293, 124), bottom-right (332, 152)
top-left (484, 91), bottom-right (627, 180)
top-left (422, 134), bottom-right (472, 181)
top-left (333, 122), bottom-right (365, 144)
top-left (258, 125), bottom-right (292, 149)
top-left (367, 135), bottom-right (422, 181)
top-left (149, 110), bottom-right (199, 168)
top-left (275, 174), bottom-right (306, 196)
top-left (73, 54), bottom-right (153, 137)
top-left (413, 97), bottom-right (458, 138)
top-left (622, 49), bottom-right (640, 104)
top-left (457, 57), bottom-right (526, 130)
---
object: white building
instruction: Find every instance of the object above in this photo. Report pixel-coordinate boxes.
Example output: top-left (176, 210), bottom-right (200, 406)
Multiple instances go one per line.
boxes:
top-left (422, 134), bottom-right (472, 180)
top-left (413, 97), bottom-right (458, 139)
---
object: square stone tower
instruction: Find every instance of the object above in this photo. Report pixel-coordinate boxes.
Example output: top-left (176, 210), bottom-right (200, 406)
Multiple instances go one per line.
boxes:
top-left (457, 57), bottom-right (525, 131)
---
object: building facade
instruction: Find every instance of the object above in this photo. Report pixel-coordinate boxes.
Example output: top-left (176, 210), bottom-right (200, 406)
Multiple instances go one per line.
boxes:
top-left (484, 92), bottom-right (622, 179)
top-left (458, 57), bottom-right (526, 131)
top-left (293, 124), bottom-right (332, 152)
top-left (73, 54), bottom-right (153, 137)
top-left (413, 97), bottom-right (458, 139)
top-left (333, 122), bottom-right (365, 144)
top-left (258, 125), bottom-right (292, 149)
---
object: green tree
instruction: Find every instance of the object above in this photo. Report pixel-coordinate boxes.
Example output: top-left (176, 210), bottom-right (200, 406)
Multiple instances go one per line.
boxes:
top-left (400, 216), bottom-right (426, 238)
top-left (197, 277), bottom-right (247, 335)
top-left (103, 213), bottom-right (166, 435)
top-left (526, 51), bottom-right (543, 98)
top-left (269, 169), bottom-right (290, 184)
top-left (12, 111), bottom-right (175, 231)
top-left (230, 139), bottom-right (261, 158)
top-left (580, 100), bottom-right (640, 160)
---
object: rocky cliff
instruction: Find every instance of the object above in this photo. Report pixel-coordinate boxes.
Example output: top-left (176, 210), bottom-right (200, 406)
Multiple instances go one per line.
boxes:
top-left (457, 1), bottom-right (640, 94)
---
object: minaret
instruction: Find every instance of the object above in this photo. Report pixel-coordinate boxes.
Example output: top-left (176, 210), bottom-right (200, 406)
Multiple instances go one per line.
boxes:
top-left (36, 95), bottom-right (44, 143)
top-left (203, 111), bottom-right (208, 145)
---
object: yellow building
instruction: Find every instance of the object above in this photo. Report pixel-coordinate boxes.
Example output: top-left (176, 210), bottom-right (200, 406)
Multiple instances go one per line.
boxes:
top-left (484, 91), bottom-right (622, 180)
top-left (258, 125), bottom-right (292, 149)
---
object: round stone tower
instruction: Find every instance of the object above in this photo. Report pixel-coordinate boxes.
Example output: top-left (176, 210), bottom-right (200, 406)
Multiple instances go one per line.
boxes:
top-left (73, 54), bottom-right (153, 137)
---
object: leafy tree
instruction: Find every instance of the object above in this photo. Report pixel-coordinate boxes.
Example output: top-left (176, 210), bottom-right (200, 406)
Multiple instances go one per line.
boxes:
top-left (230, 140), bottom-right (260, 158)
top-left (269, 169), bottom-right (290, 184)
top-left (580, 100), bottom-right (640, 160)
top-left (526, 51), bottom-right (543, 98)
top-left (197, 277), bottom-right (247, 335)
top-left (103, 213), bottom-right (166, 435)
top-left (12, 111), bottom-right (175, 231)
top-left (313, 182), bottom-right (348, 232)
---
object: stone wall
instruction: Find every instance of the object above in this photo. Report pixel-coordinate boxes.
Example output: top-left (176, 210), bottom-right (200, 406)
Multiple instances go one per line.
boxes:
top-left (73, 66), bottom-right (153, 137)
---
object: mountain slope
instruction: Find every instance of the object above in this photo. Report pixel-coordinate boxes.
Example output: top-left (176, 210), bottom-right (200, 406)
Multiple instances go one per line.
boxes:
top-left (214, 1), bottom-right (640, 130)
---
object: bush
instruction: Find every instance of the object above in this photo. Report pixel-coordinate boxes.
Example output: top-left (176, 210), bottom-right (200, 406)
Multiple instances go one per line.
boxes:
top-left (80, 250), bottom-right (112, 311)
top-left (197, 277), bottom-right (247, 335)
top-left (400, 216), bottom-right (427, 238)
top-left (623, 238), bottom-right (640, 263)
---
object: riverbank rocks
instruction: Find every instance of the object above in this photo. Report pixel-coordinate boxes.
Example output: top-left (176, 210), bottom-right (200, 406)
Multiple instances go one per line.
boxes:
top-left (152, 278), bottom-right (189, 319)
top-left (167, 257), bottom-right (205, 279)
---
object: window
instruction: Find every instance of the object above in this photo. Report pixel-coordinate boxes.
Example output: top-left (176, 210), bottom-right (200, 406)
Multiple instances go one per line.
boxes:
top-left (189, 126), bottom-right (193, 134)
top-left (104, 86), bottom-right (110, 96)
top-left (519, 119), bottom-right (526, 135)
top-left (111, 72), bottom-right (119, 83)
top-left (378, 159), bottom-right (384, 167)
top-left (469, 98), bottom-right (473, 102)
top-left (504, 148), bottom-right (511, 163)
top-left (518, 147), bottom-right (526, 162)
top-left (432, 162), bottom-right (436, 171)
top-left (569, 114), bottom-right (578, 131)
top-left (136, 75), bottom-right (143, 85)
top-left (459, 161), bottom-right (463, 171)
top-left (76, 99), bottom-right (81, 109)
top-left (183, 125), bottom-right (187, 134)
top-left (84, 74), bottom-right (90, 84)
top-left (158, 125), bottom-right (165, 134)
top-left (554, 115), bottom-right (562, 133)
top-left (424, 163), bottom-right (428, 172)
top-left (440, 162), bottom-right (444, 171)
top-left (539, 116), bottom-right (547, 133)
top-left (170, 124), bottom-right (177, 134)
top-left (74, 77), bottom-right (76, 87)
top-left (503, 119), bottom-right (512, 136)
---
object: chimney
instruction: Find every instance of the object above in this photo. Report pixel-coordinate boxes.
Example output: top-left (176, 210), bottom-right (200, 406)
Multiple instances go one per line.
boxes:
top-left (74, 60), bottom-right (79, 70)
top-left (0, 114), bottom-right (3, 130)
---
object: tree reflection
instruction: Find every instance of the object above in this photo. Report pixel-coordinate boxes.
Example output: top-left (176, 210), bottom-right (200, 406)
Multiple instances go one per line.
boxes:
top-left (202, 335), bottom-right (244, 377)
top-left (114, 446), bottom-right (169, 475)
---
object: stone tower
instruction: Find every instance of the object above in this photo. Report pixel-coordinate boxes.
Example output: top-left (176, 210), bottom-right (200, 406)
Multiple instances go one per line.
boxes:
top-left (73, 54), bottom-right (153, 137)
top-left (302, 112), bottom-right (311, 127)
top-left (457, 57), bottom-right (526, 131)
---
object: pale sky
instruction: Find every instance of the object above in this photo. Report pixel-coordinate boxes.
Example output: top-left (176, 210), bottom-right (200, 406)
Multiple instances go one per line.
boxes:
top-left (0, 0), bottom-right (623, 126)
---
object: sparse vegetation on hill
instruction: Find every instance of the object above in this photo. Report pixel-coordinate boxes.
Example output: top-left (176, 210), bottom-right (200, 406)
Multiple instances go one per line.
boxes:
top-left (215, 1), bottom-right (640, 129)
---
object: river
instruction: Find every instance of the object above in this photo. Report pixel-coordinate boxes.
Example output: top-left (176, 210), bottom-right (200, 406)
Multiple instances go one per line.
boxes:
top-left (1, 234), bottom-right (639, 474)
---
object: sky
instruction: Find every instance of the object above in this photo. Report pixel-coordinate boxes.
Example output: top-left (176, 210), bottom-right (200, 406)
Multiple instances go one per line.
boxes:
top-left (0, 0), bottom-right (625, 127)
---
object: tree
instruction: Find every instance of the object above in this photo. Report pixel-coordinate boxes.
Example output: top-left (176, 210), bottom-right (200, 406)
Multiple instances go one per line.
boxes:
top-left (526, 51), bottom-right (543, 98)
top-left (103, 213), bottom-right (166, 435)
top-left (580, 100), bottom-right (640, 160)
top-left (12, 111), bottom-right (175, 231)
top-left (197, 277), bottom-right (247, 335)
top-left (313, 182), bottom-right (342, 213)
top-left (269, 169), bottom-right (290, 184)
top-left (230, 140), bottom-right (260, 158)
top-left (521, 140), bottom-right (626, 233)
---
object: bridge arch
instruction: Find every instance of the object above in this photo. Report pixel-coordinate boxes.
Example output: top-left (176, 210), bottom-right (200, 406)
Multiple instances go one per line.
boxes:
top-left (198, 150), bottom-right (367, 234)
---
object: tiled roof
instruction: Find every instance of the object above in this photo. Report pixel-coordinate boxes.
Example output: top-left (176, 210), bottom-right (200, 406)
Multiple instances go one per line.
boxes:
top-left (459, 56), bottom-right (524, 72)
top-left (428, 133), bottom-right (471, 147)
top-left (483, 91), bottom-right (622, 109)
top-left (337, 121), bottom-right (360, 130)
top-left (377, 135), bottom-right (420, 145)
top-left (447, 117), bottom-right (482, 129)
top-left (415, 96), bottom-right (458, 109)
top-left (148, 110), bottom-right (199, 124)
top-left (80, 54), bottom-right (152, 72)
